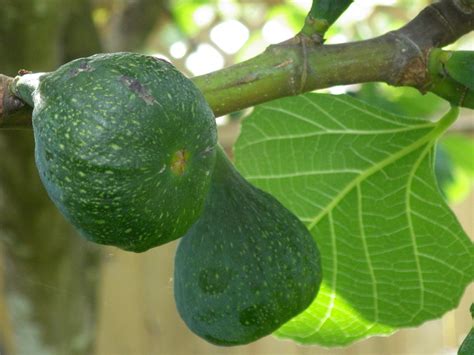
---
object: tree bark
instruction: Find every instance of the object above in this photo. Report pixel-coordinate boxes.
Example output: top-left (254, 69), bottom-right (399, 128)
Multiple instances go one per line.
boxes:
top-left (0, 1), bottom-right (101, 354)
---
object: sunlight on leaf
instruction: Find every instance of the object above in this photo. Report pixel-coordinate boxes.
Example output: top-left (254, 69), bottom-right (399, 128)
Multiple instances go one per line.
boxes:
top-left (234, 94), bottom-right (474, 346)
top-left (274, 281), bottom-right (393, 343)
top-left (442, 135), bottom-right (474, 178)
top-left (437, 134), bottom-right (474, 204)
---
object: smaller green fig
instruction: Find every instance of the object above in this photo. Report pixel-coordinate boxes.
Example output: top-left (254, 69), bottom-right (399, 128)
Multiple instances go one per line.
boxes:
top-left (174, 146), bottom-right (322, 346)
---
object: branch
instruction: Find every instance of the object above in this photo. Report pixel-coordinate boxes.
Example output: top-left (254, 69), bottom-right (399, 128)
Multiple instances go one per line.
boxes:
top-left (195, 0), bottom-right (474, 116)
top-left (1, 0), bottom-right (473, 128)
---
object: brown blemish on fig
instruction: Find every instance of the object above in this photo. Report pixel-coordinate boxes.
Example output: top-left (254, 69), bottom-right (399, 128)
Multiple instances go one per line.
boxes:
top-left (170, 149), bottom-right (190, 176)
top-left (120, 75), bottom-right (157, 105)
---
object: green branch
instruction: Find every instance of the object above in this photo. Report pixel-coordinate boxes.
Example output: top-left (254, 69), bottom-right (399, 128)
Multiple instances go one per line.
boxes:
top-left (1, 0), bottom-right (473, 129)
top-left (195, 0), bottom-right (474, 116)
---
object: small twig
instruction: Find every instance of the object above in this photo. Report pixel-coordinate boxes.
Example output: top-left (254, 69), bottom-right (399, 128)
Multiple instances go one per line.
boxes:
top-left (0, 75), bottom-right (32, 128)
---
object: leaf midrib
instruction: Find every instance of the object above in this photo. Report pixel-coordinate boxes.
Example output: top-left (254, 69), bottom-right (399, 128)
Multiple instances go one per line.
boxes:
top-left (306, 109), bottom-right (457, 230)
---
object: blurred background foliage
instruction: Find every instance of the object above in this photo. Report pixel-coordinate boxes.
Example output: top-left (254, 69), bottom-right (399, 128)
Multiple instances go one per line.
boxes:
top-left (0, 0), bottom-right (472, 354)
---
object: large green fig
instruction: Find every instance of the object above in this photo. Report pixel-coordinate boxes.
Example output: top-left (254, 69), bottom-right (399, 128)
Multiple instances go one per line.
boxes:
top-left (13, 53), bottom-right (217, 252)
top-left (174, 146), bottom-right (321, 345)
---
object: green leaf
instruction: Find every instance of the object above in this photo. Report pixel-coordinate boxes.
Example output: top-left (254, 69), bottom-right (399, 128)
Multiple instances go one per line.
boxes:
top-left (436, 135), bottom-right (474, 203)
top-left (355, 83), bottom-right (447, 119)
top-left (442, 134), bottom-right (474, 178)
top-left (234, 94), bottom-right (474, 346)
top-left (434, 143), bottom-right (455, 199)
top-left (434, 144), bottom-right (473, 204)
